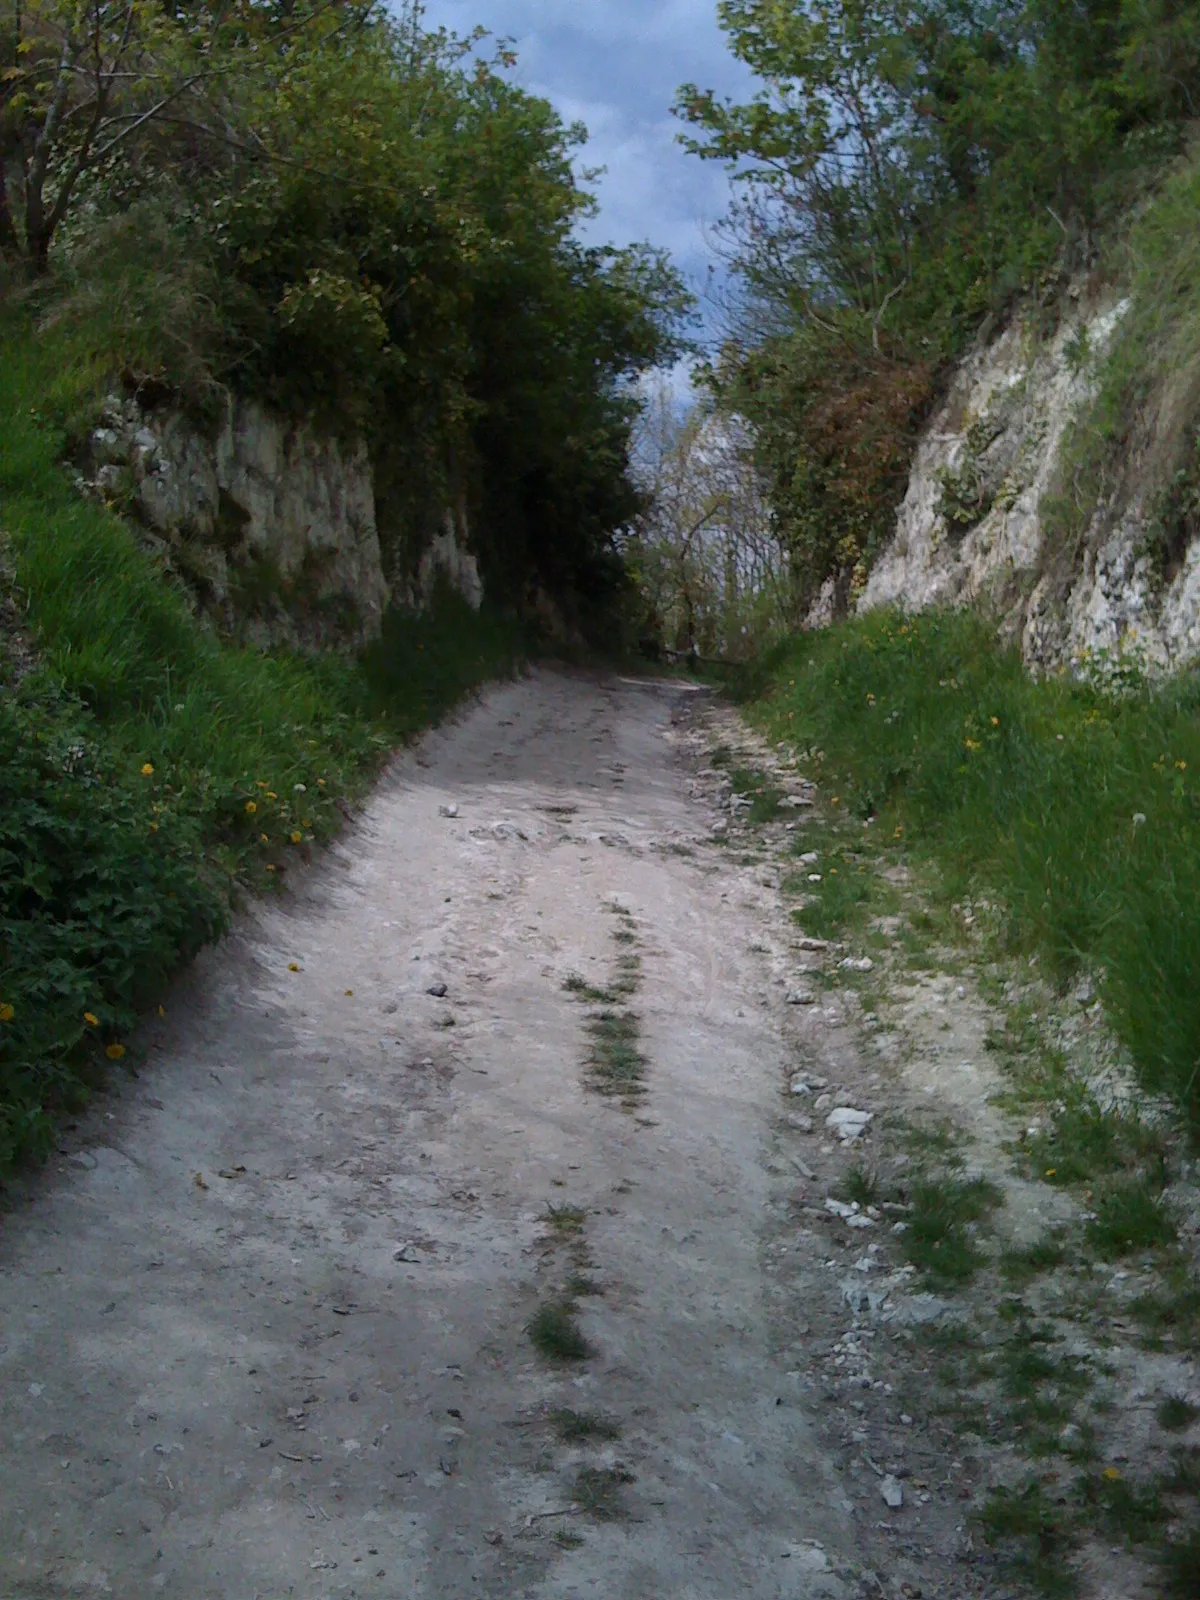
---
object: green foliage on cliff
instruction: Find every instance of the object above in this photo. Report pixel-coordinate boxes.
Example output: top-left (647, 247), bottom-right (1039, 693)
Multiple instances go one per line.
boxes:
top-left (0, 317), bottom-right (523, 1172)
top-left (678, 1), bottom-right (1200, 606)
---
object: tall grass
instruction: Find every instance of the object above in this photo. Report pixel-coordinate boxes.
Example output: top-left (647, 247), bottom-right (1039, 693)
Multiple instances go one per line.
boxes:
top-left (0, 306), bottom-right (523, 1171)
top-left (743, 609), bottom-right (1200, 1128)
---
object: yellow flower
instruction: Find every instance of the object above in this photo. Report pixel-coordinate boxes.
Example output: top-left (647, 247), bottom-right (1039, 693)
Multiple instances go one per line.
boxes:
top-left (1177, 760), bottom-right (1188, 772)
top-left (290, 830), bottom-right (303, 845)
top-left (990, 716), bottom-right (999, 726)
top-left (0, 1002), bottom-right (13, 1023)
top-left (345, 988), bottom-right (354, 997)
top-left (158, 1005), bottom-right (166, 1017)
top-left (1102, 1467), bottom-right (1121, 1481)
top-left (140, 762), bottom-right (155, 777)
top-left (84, 1011), bottom-right (99, 1027)
top-left (831, 795), bottom-right (840, 806)
top-left (266, 791), bottom-right (278, 800)
top-left (317, 777), bottom-right (326, 787)
top-left (105, 1043), bottom-right (126, 1060)
top-left (288, 961), bottom-right (300, 972)
top-left (245, 800), bottom-right (257, 814)
top-left (893, 826), bottom-right (904, 839)
top-left (965, 738), bottom-right (982, 752)
top-left (260, 833), bottom-right (269, 844)
top-left (1045, 1168), bottom-right (1057, 1178)
top-left (265, 863), bottom-right (277, 873)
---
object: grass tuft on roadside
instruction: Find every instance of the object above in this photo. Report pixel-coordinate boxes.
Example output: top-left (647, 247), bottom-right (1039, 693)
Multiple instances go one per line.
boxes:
top-left (742, 607), bottom-right (1200, 1133)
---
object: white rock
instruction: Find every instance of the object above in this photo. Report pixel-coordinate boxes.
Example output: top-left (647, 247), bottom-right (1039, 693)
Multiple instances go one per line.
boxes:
top-left (825, 1198), bottom-right (859, 1219)
top-left (798, 936), bottom-right (829, 951)
top-left (787, 1114), bottom-right (814, 1134)
top-left (789, 1079), bottom-right (812, 1097)
top-left (439, 803), bottom-right (459, 818)
top-left (880, 1474), bottom-right (904, 1509)
top-left (786, 990), bottom-right (817, 1005)
top-left (839, 957), bottom-right (874, 972)
top-left (826, 1107), bottom-right (873, 1141)
top-left (814, 1093), bottom-right (834, 1112)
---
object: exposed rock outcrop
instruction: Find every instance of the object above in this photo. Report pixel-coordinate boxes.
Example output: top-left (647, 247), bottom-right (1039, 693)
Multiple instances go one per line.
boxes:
top-left (860, 291), bottom-right (1200, 673)
top-left (87, 396), bottom-right (391, 650)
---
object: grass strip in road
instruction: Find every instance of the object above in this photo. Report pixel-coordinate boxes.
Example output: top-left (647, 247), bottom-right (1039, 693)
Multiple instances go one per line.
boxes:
top-left (564, 904), bottom-right (648, 1107)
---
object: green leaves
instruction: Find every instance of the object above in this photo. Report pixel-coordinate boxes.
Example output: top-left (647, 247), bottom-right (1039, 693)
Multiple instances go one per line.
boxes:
top-left (679, 0), bottom-right (1199, 607)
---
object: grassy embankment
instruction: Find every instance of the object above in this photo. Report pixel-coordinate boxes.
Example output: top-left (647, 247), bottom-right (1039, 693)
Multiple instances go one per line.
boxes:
top-left (741, 608), bottom-right (1200, 1132)
top-left (740, 610), bottom-right (1200, 1594)
top-left (0, 310), bottom-right (523, 1173)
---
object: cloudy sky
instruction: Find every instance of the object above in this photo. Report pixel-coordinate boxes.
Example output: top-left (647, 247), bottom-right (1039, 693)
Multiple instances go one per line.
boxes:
top-left (420, 0), bottom-right (753, 314)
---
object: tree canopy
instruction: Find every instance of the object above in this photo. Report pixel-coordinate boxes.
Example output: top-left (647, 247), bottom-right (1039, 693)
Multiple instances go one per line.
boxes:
top-left (676, 0), bottom-right (1200, 607)
top-left (2, 1), bottom-right (690, 625)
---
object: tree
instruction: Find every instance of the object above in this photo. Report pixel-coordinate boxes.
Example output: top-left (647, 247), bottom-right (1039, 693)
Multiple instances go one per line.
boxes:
top-left (0, 0), bottom-right (370, 270)
top-left (628, 376), bottom-right (788, 659)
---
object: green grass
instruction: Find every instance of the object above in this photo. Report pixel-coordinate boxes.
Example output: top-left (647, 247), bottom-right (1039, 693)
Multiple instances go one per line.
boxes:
top-left (1085, 1177), bottom-right (1177, 1258)
top-left (550, 1409), bottom-right (621, 1442)
top-left (544, 1205), bottom-right (587, 1238)
top-left (902, 1174), bottom-right (1002, 1285)
top-left (526, 1299), bottom-right (591, 1362)
top-left (742, 606), bottom-right (1200, 1132)
top-left (571, 1465), bottom-right (635, 1521)
top-left (0, 306), bottom-right (523, 1172)
top-left (1000, 1232), bottom-right (1069, 1288)
top-left (1157, 1395), bottom-right (1200, 1433)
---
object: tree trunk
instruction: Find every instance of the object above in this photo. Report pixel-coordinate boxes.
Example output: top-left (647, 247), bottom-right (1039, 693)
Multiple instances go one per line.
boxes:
top-left (0, 159), bottom-right (17, 257)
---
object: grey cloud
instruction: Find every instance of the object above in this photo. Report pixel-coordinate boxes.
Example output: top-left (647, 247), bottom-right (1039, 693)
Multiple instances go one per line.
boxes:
top-left (421, 0), bottom-right (750, 304)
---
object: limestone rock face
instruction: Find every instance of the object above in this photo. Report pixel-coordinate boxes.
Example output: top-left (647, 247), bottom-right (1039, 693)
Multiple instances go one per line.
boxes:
top-left (859, 291), bottom-right (1200, 673)
top-left (88, 395), bottom-right (389, 650)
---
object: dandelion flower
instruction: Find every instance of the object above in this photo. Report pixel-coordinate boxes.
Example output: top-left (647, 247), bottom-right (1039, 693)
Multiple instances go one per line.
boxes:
top-left (266, 791), bottom-right (277, 800)
top-left (105, 1043), bottom-right (126, 1060)
top-left (288, 962), bottom-right (300, 972)
top-left (265, 864), bottom-right (277, 873)
top-left (141, 762), bottom-right (154, 777)
top-left (1177, 760), bottom-right (1188, 772)
top-left (1132, 812), bottom-right (1147, 826)
top-left (290, 830), bottom-right (303, 845)
top-left (0, 1002), bottom-right (13, 1023)
top-left (245, 800), bottom-right (258, 814)
top-left (84, 1012), bottom-right (99, 1027)
top-left (1045, 1168), bottom-right (1057, 1178)
top-left (1102, 1467), bottom-right (1121, 1481)
top-left (294, 783), bottom-right (307, 794)
top-left (990, 716), bottom-right (999, 726)
top-left (260, 832), bottom-right (269, 844)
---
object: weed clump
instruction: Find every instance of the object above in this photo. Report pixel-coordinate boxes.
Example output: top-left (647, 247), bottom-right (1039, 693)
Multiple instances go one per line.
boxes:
top-left (551, 1409), bottom-right (621, 1442)
top-left (571, 1465), bottom-right (635, 1521)
top-left (1157, 1395), bottom-right (1200, 1433)
top-left (903, 1174), bottom-right (1002, 1286)
top-left (527, 1299), bottom-right (590, 1362)
top-left (1085, 1178), bottom-right (1177, 1258)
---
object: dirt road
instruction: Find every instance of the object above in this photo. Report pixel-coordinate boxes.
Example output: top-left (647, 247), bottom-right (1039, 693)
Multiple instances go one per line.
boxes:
top-left (1, 670), bottom-right (892, 1599)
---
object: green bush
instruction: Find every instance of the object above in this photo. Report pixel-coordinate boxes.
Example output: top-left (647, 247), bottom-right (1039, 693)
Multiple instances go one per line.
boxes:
top-left (745, 608), bottom-right (1200, 1129)
top-left (0, 309), bottom-right (524, 1173)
